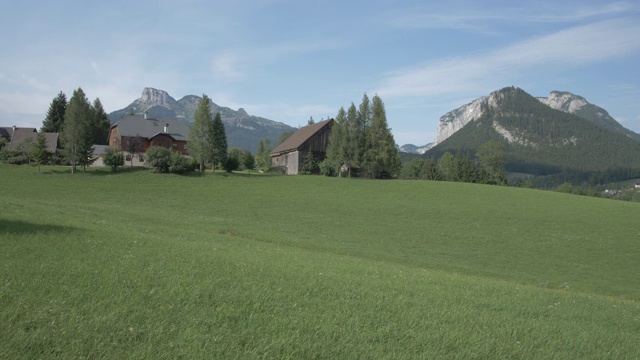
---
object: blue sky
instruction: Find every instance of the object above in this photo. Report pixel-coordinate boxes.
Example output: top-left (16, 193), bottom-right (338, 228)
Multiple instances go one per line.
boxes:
top-left (1, 0), bottom-right (639, 146)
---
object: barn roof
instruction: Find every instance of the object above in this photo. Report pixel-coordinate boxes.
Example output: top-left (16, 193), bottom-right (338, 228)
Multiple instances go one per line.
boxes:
top-left (111, 115), bottom-right (190, 141)
top-left (4, 128), bottom-right (58, 153)
top-left (270, 118), bottom-right (334, 156)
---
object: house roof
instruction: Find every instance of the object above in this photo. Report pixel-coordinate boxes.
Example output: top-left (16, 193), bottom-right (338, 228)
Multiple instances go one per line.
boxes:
top-left (92, 144), bottom-right (109, 155)
top-left (111, 115), bottom-right (191, 142)
top-left (270, 118), bottom-right (334, 156)
top-left (3, 127), bottom-right (58, 153)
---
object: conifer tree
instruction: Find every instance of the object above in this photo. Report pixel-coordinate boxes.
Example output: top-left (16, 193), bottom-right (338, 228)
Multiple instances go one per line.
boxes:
top-left (61, 88), bottom-right (94, 174)
top-left (91, 98), bottom-right (111, 145)
top-left (31, 132), bottom-right (50, 172)
top-left (364, 94), bottom-right (401, 178)
top-left (209, 112), bottom-right (228, 170)
top-left (41, 91), bottom-right (67, 133)
top-left (189, 94), bottom-right (214, 171)
top-left (324, 107), bottom-right (347, 176)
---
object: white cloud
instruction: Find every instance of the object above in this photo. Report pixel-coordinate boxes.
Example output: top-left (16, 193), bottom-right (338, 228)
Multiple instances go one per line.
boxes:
top-left (210, 39), bottom-right (348, 82)
top-left (376, 19), bottom-right (640, 99)
top-left (391, 2), bottom-right (635, 30)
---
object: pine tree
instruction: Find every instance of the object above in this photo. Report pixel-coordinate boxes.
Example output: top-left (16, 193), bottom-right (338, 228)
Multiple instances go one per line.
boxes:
top-left (61, 88), bottom-right (94, 174)
top-left (345, 103), bottom-right (359, 176)
top-left (324, 107), bottom-right (347, 176)
top-left (209, 112), bottom-right (228, 170)
top-left (30, 132), bottom-right (50, 172)
top-left (190, 94), bottom-right (214, 171)
top-left (364, 95), bottom-right (400, 178)
top-left (91, 98), bottom-right (111, 145)
top-left (41, 91), bottom-right (67, 133)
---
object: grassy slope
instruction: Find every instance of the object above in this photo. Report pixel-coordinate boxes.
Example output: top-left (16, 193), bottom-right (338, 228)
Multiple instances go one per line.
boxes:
top-left (1, 165), bottom-right (639, 358)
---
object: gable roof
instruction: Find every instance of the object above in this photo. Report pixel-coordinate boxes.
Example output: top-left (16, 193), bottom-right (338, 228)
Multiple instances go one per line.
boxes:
top-left (111, 115), bottom-right (191, 142)
top-left (270, 118), bottom-right (334, 156)
top-left (3, 128), bottom-right (58, 153)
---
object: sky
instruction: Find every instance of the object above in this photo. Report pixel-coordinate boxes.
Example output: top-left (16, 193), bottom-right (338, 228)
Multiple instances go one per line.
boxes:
top-left (1, 0), bottom-right (639, 146)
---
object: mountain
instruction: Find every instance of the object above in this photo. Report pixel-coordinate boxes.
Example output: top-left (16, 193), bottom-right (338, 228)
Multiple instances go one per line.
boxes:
top-left (431, 89), bottom-right (640, 146)
top-left (426, 87), bottom-right (640, 179)
top-left (108, 88), bottom-right (296, 153)
top-left (399, 143), bottom-right (433, 154)
top-left (537, 91), bottom-right (640, 142)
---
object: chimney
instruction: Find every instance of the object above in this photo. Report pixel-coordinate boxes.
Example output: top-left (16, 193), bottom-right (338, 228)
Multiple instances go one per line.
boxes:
top-left (164, 124), bottom-right (169, 133)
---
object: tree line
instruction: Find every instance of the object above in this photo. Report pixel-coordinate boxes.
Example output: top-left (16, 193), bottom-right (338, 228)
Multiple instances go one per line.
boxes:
top-left (0, 88), bottom-right (110, 173)
top-left (400, 141), bottom-right (508, 185)
top-left (321, 93), bottom-right (401, 178)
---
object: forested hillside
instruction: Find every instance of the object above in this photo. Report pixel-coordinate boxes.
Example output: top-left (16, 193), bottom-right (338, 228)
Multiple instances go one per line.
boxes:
top-left (426, 87), bottom-right (640, 185)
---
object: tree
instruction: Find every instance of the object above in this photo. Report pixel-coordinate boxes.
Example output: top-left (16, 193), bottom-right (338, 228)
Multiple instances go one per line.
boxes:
top-left (103, 147), bottom-right (124, 172)
top-left (16, 137), bottom-right (34, 165)
top-left (243, 151), bottom-right (255, 172)
top-left (91, 98), bottom-right (111, 145)
top-left (30, 132), bottom-right (50, 172)
top-left (41, 91), bottom-right (67, 133)
top-left (189, 94), bottom-right (214, 171)
top-left (300, 150), bottom-right (319, 175)
top-left (61, 88), bottom-right (94, 174)
top-left (438, 152), bottom-right (456, 181)
top-left (256, 138), bottom-right (271, 169)
top-left (323, 107), bottom-right (348, 176)
top-left (209, 112), bottom-right (228, 170)
top-left (363, 94), bottom-right (401, 178)
top-left (308, 116), bottom-right (315, 125)
top-left (476, 140), bottom-right (507, 185)
top-left (223, 151), bottom-right (240, 172)
top-left (122, 135), bottom-right (145, 167)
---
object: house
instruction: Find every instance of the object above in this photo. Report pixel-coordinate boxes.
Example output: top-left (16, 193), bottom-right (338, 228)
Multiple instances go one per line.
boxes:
top-left (108, 114), bottom-right (191, 157)
top-left (270, 118), bottom-right (334, 175)
top-left (0, 126), bottom-right (58, 154)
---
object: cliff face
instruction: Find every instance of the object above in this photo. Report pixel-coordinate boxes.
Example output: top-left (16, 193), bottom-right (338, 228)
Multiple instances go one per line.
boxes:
top-left (431, 89), bottom-right (640, 146)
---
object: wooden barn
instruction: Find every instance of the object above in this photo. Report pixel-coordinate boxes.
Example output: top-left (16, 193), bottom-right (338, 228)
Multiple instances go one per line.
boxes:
top-left (270, 118), bottom-right (334, 175)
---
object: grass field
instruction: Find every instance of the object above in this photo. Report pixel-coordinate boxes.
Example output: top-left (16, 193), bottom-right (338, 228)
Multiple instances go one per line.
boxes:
top-left (1, 165), bottom-right (639, 358)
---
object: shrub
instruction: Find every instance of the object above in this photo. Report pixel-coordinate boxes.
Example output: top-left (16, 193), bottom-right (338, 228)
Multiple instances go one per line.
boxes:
top-left (145, 146), bottom-right (171, 173)
top-left (223, 154), bottom-right (240, 173)
top-left (103, 147), bottom-right (125, 172)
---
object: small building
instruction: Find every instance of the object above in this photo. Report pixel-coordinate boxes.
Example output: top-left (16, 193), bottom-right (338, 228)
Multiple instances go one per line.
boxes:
top-left (108, 114), bottom-right (191, 156)
top-left (0, 126), bottom-right (58, 154)
top-left (270, 119), bottom-right (334, 175)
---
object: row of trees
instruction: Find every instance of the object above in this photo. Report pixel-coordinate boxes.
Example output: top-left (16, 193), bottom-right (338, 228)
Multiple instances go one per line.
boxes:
top-left (323, 94), bottom-right (401, 178)
top-left (399, 141), bottom-right (507, 185)
top-left (188, 94), bottom-right (228, 172)
top-left (58, 88), bottom-right (112, 173)
top-left (42, 90), bottom-right (111, 146)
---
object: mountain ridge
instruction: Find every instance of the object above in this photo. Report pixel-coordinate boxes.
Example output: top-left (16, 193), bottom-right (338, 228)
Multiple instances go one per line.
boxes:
top-left (108, 88), bottom-right (296, 153)
top-left (425, 87), bottom-right (640, 181)
top-left (401, 88), bottom-right (639, 154)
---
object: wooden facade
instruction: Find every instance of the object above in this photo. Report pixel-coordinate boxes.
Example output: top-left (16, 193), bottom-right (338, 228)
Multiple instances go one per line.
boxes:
top-left (270, 119), bottom-right (334, 175)
top-left (108, 115), bottom-right (190, 158)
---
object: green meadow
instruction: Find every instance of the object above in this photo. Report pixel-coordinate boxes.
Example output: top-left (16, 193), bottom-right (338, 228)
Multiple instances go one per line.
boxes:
top-left (1, 165), bottom-right (639, 358)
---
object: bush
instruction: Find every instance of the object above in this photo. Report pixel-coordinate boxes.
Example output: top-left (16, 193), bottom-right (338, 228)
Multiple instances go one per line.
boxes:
top-left (145, 147), bottom-right (194, 174)
top-left (223, 155), bottom-right (240, 173)
top-left (103, 147), bottom-right (125, 172)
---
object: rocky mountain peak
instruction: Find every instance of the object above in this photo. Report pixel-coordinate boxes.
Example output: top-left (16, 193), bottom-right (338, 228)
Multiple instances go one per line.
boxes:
top-left (538, 91), bottom-right (587, 113)
top-left (139, 87), bottom-right (176, 107)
